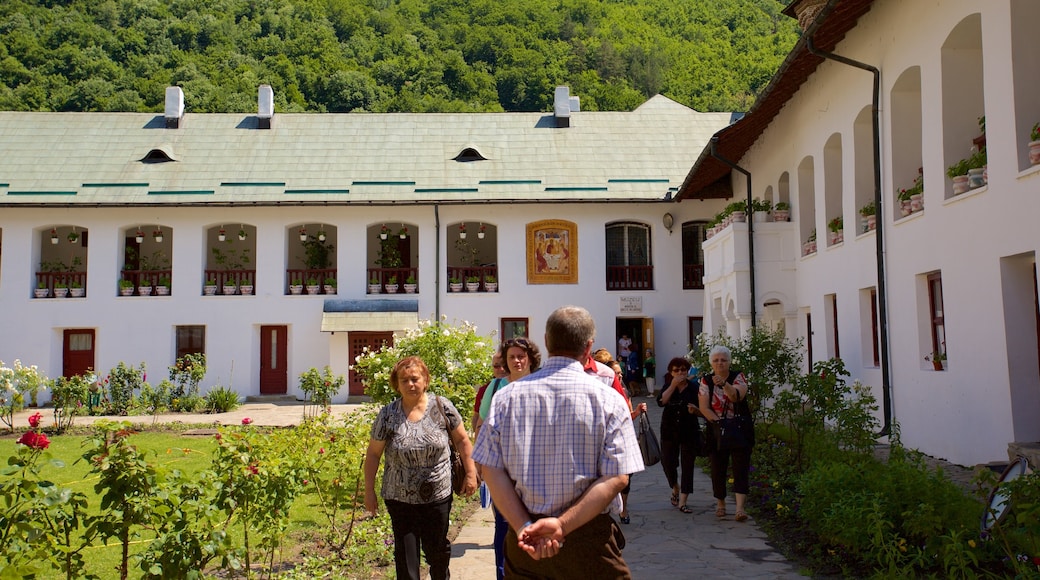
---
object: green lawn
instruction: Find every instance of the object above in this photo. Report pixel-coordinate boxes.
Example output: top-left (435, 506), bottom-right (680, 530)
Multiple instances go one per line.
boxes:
top-left (9, 428), bottom-right (344, 579)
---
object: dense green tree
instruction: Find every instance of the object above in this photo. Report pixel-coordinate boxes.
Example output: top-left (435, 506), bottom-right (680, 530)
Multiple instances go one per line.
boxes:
top-left (0, 0), bottom-right (799, 113)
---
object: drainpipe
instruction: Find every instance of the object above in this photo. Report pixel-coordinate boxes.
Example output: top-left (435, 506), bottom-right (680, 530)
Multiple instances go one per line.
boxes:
top-left (805, 8), bottom-right (892, 436)
top-left (710, 137), bottom-right (756, 329)
top-left (434, 204), bottom-right (441, 320)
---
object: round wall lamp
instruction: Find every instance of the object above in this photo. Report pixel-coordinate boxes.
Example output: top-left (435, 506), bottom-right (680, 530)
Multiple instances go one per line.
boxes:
top-left (662, 212), bottom-right (675, 234)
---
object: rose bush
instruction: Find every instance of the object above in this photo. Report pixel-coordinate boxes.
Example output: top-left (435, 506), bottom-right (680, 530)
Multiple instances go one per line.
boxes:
top-left (352, 316), bottom-right (495, 425)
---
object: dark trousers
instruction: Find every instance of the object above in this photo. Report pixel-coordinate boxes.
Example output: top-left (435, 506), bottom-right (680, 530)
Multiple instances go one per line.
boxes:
top-left (709, 446), bottom-right (752, 498)
top-left (492, 504), bottom-right (507, 580)
top-left (660, 437), bottom-right (696, 494)
top-left (504, 513), bottom-right (630, 579)
top-left (385, 496), bottom-right (453, 580)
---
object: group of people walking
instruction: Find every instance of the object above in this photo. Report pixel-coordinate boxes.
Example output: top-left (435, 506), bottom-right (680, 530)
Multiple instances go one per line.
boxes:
top-left (362, 305), bottom-right (754, 580)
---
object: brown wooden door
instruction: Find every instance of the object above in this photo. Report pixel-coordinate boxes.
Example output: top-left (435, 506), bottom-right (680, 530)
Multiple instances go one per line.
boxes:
top-left (62, 329), bottom-right (95, 377)
top-left (349, 332), bottom-right (394, 396)
top-left (259, 325), bottom-right (288, 394)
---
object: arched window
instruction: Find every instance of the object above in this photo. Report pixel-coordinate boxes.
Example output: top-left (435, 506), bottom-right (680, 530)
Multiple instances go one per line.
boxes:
top-left (605, 222), bottom-right (652, 290)
top-left (681, 221), bottom-right (707, 289)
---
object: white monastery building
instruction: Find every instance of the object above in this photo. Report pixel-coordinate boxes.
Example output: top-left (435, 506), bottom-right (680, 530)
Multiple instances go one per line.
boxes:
top-left (0, 86), bottom-right (736, 406)
top-left (679, 0), bottom-right (1040, 467)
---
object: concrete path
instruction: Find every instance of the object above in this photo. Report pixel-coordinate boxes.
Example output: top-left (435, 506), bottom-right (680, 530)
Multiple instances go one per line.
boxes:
top-left (450, 399), bottom-right (806, 579)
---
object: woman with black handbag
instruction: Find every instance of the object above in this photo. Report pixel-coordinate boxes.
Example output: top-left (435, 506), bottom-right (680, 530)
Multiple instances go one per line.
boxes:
top-left (656, 357), bottom-right (702, 514)
top-left (698, 345), bottom-right (753, 522)
top-left (364, 356), bottom-right (478, 580)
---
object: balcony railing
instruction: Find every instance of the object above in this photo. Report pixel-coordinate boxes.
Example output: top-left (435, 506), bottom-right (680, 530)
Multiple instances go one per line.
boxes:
top-left (367, 267), bottom-right (417, 294)
top-left (123, 269), bottom-right (173, 287)
top-left (203, 269), bottom-right (256, 295)
top-left (447, 266), bottom-right (498, 292)
top-left (287, 268), bottom-right (338, 295)
top-left (683, 264), bottom-right (705, 290)
top-left (35, 271), bottom-right (87, 297)
top-left (606, 265), bottom-right (654, 291)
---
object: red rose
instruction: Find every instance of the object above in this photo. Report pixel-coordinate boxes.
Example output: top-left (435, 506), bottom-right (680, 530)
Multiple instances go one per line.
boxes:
top-left (28, 412), bottom-right (42, 428)
top-left (241, 417), bottom-right (253, 425)
top-left (17, 431), bottom-right (51, 450)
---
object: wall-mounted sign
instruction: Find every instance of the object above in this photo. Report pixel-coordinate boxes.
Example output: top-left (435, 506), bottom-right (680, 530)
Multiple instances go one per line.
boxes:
top-left (619, 296), bottom-right (643, 313)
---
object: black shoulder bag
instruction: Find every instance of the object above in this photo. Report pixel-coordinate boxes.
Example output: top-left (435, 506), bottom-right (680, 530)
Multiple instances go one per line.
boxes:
top-left (710, 373), bottom-right (755, 451)
top-left (436, 396), bottom-right (466, 495)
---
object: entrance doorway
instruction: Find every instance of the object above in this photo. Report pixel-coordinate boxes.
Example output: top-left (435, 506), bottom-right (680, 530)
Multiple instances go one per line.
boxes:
top-left (62, 329), bottom-right (95, 377)
top-left (259, 325), bottom-right (288, 394)
top-left (615, 317), bottom-right (654, 395)
top-left (349, 332), bottom-right (395, 396)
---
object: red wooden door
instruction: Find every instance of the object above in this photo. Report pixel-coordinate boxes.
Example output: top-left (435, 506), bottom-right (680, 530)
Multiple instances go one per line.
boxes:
top-left (62, 329), bottom-right (95, 377)
top-left (349, 332), bottom-right (394, 396)
top-left (259, 325), bottom-right (288, 394)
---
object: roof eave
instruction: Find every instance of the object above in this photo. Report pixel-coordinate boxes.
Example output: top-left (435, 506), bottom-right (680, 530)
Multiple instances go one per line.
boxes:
top-left (675, 0), bottom-right (876, 201)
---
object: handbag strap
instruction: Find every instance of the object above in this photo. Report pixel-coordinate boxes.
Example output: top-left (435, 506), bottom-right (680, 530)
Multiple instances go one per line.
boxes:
top-left (435, 395), bottom-right (460, 453)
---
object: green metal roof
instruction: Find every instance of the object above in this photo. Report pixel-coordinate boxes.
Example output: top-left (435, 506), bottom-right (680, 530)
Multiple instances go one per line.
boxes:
top-left (0, 96), bottom-right (735, 206)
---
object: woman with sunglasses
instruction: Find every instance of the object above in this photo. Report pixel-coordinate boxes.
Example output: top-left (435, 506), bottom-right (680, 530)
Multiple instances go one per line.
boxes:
top-left (656, 357), bottom-right (702, 514)
top-left (477, 337), bottom-right (542, 580)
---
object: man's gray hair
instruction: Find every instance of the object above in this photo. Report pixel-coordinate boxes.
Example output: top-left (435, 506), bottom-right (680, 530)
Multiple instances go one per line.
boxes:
top-left (545, 306), bottom-right (595, 356)
top-left (709, 345), bottom-right (732, 360)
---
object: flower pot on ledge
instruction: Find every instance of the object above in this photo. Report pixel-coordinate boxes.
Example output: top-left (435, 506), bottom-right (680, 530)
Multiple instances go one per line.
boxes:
top-left (952, 175), bottom-right (970, 195)
top-left (34, 288), bottom-right (50, 298)
top-left (1029, 141), bottom-right (1040, 165)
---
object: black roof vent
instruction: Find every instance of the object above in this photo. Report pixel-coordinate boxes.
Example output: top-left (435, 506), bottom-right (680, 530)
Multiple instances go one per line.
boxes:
top-left (454, 148), bottom-right (487, 162)
top-left (141, 149), bottom-right (175, 163)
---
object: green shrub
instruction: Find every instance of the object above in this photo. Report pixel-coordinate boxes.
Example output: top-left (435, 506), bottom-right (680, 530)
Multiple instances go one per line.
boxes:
top-left (205, 386), bottom-right (241, 413)
top-left (169, 353), bottom-right (206, 399)
top-left (172, 394), bottom-right (206, 413)
top-left (108, 361), bottom-right (145, 414)
top-left (49, 374), bottom-right (91, 431)
top-left (139, 379), bottom-right (173, 417)
top-left (351, 318), bottom-right (495, 425)
top-left (299, 366), bottom-right (345, 417)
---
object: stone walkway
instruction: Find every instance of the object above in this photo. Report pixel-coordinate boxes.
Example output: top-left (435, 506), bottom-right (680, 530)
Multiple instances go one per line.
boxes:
top-left (450, 400), bottom-right (806, 579)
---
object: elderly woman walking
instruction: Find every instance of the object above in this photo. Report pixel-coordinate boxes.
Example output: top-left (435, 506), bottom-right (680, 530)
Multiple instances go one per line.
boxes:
top-left (698, 345), bottom-right (753, 522)
top-left (364, 356), bottom-right (478, 580)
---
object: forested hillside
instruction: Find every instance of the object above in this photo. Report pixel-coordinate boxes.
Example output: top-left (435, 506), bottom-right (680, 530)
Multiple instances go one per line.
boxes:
top-left (0, 0), bottom-right (799, 114)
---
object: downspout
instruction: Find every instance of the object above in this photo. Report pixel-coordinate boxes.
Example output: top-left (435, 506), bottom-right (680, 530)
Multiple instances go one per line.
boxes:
top-left (434, 204), bottom-right (441, 320)
top-left (710, 137), bottom-right (756, 329)
top-left (805, 16), bottom-right (892, 436)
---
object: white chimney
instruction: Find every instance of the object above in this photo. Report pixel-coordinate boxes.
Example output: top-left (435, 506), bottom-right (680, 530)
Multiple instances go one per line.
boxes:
top-left (569, 96), bottom-right (580, 112)
top-left (164, 86), bottom-right (184, 129)
top-left (554, 86), bottom-right (571, 127)
top-left (258, 85), bottom-right (274, 129)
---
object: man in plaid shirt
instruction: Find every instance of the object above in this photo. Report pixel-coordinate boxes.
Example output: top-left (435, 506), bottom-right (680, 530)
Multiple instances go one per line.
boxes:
top-left (474, 306), bottom-right (644, 579)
